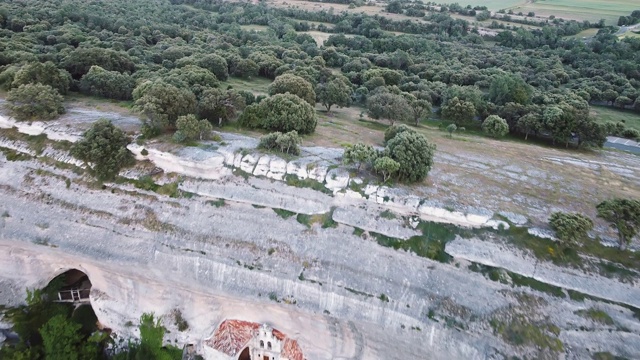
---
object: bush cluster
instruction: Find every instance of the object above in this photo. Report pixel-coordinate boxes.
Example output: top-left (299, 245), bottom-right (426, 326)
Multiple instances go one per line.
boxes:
top-left (344, 124), bottom-right (435, 183)
top-left (258, 130), bottom-right (302, 155)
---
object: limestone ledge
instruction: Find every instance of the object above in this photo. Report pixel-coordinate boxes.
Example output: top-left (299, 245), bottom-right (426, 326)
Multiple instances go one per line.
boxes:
top-left (445, 237), bottom-right (640, 309)
top-left (128, 142), bottom-right (512, 230)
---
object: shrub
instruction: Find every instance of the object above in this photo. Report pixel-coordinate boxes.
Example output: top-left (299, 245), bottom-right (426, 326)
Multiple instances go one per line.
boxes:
top-left (175, 114), bottom-right (213, 141)
top-left (258, 131), bottom-right (302, 155)
top-left (482, 115), bottom-right (509, 138)
top-left (384, 131), bottom-right (436, 182)
top-left (258, 132), bottom-right (280, 151)
top-left (384, 124), bottom-right (415, 143)
top-left (373, 156), bottom-right (400, 182)
top-left (237, 103), bottom-right (264, 129)
top-left (446, 124), bottom-right (457, 138)
top-left (549, 212), bottom-right (593, 245)
top-left (621, 128), bottom-right (640, 140)
top-left (343, 143), bottom-right (376, 172)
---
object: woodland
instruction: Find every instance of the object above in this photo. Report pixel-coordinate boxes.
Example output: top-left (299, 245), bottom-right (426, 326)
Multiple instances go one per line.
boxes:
top-left (0, 0), bottom-right (639, 152)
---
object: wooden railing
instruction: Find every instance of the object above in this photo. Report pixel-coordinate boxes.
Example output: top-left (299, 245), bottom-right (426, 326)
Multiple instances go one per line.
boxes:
top-left (55, 289), bottom-right (90, 302)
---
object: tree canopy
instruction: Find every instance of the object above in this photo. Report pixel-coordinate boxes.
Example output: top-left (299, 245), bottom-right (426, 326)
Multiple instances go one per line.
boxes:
top-left (367, 92), bottom-right (412, 126)
top-left (133, 80), bottom-right (197, 132)
top-left (197, 88), bottom-right (246, 126)
top-left (549, 212), bottom-right (593, 245)
top-left (71, 119), bottom-right (135, 180)
top-left (11, 61), bottom-right (72, 95)
top-left (441, 97), bottom-right (475, 126)
top-left (489, 74), bottom-right (532, 106)
top-left (247, 93), bottom-right (317, 134)
top-left (80, 66), bottom-right (135, 100)
top-left (343, 143), bottom-right (376, 172)
top-left (384, 129), bottom-right (436, 182)
top-left (482, 115), bottom-right (509, 138)
top-left (596, 199), bottom-right (640, 250)
top-left (7, 84), bottom-right (65, 121)
top-left (174, 114), bottom-right (213, 142)
top-left (316, 77), bottom-right (352, 112)
top-left (0, 0), bottom-right (637, 150)
top-left (268, 73), bottom-right (316, 105)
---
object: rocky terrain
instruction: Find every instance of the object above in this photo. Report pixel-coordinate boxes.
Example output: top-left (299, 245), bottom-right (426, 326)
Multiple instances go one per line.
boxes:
top-left (1, 105), bottom-right (640, 359)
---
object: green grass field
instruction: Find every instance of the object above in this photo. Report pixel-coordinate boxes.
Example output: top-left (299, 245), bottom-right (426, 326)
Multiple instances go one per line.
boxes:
top-left (457, 0), bottom-right (524, 11)
top-left (240, 24), bottom-right (270, 32)
top-left (221, 76), bottom-right (272, 96)
top-left (504, 0), bottom-right (638, 24)
top-left (569, 28), bottom-right (600, 39)
top-left (591, 105), bottom-right (640, 132)
top-left (619, 30), bottom-right (640, 39)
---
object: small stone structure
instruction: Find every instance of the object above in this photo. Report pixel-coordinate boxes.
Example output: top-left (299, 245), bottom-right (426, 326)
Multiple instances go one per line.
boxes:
top-left (205, 320), bottom-right (304, 360)
top-left (249, 324), bottom-right (282, 360)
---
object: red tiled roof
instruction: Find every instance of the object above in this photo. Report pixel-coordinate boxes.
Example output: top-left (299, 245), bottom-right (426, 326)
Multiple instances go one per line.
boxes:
top-left (205, 320), bottom-right (259, 356)
top-left (272, 328), bottom-right (286, 341)
top-left (205, 319), bottom-right (305, 360)
top-left (282, 338), bottom-right (304, 360)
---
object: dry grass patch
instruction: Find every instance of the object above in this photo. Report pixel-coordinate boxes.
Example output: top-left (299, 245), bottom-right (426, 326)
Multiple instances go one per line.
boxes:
top-left (307, 105), bottom-right (640, 221)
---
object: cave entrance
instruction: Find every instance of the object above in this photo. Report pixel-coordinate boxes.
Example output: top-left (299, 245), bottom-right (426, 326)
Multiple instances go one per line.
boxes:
top-left (238, 347), bottom-right (251, 360)
top-left (46, 269), bottom-right (102, 334)
top-left (50, 269), bottom-right (92, 303)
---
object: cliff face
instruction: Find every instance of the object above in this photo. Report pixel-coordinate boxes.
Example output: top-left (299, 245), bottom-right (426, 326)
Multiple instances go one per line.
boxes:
top-left (0, 155), bottom-right (498, 360)
top-left (1, 108), bottom-right (640, 359)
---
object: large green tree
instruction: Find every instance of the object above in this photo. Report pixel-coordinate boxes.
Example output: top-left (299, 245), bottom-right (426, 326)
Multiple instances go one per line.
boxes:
top-left (489, 74), bottom-right (532, 106)
top-left (367, 92), bottom-right (412, 126)
top-left (39, 315), bottom-right (86, 360)
top-left (79, 65), bottom-right (135, 100)
top-left (441, 97), bottom-right (475, 126)
top-left (442, 86), bottom-right (485, 115)
top-left (133, 80), bottom-right (197, 131)
top-left (197, 88), bottom-right (246, 126)
top-left (482, 115), bottom-right (509, 138)
top-left (71, 119), bottom-right (135, 180)
top-left (62, 47), bottom-right (135, 79)
top-left (197, 53), bottom-right (229, 81)
top-left (596, 199), bottom-right (640, 250)
top-left (409, 99), bottom-right (432, 126)
top-left (316, 77), bottom-right (352, 112)
top-left (384, 124), bottom-right (415, 143)
top-left (516, 113), bottom-right (542, 140)
top-left (542, 104), bottom-right (580, 148)
top-left (233, 59), bottom-right (259, 78)
top-left (258, 93), bottom-right (317, 134)
top-left (385, 131), bottom-right (436, 182)
top-left (268, 74), bottom-right (316, 105)
top-left (164, 65), bottom-right (219, 97)
top-left (12, 61), bottom-right (72, 95)
top-left (7, 83), bottom-right (65, 121)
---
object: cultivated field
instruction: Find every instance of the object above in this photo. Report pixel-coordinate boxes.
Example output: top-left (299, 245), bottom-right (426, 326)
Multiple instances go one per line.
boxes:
top-left (487, 0), bottom-right (637, 24)
top-left (455, 0), bottom-right (524, 11)
top-left (265, 0), bottom-right (430, 23)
